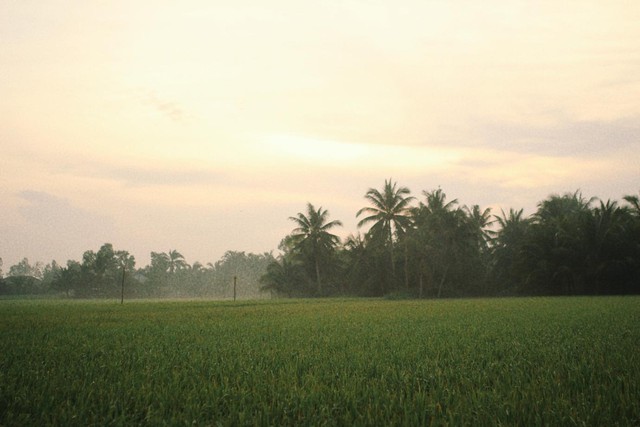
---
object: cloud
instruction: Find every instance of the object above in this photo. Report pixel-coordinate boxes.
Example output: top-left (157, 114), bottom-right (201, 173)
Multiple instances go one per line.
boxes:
top-left (0, 191), bottom-right (118, 266)
top-left (475, 116), bottom-right (640, 157)
top-left (71, 162), bottom-right (224, 188)
top-left (137, 90), bottom-right (188, 122)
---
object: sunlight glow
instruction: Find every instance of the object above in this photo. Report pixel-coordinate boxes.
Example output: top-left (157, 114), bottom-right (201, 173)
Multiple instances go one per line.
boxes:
top-left (262, 134), bottom-right (461, 173)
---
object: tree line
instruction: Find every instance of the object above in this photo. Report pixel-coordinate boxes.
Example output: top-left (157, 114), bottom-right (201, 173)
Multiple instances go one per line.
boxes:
top-left (0, 248), bottom-right (274, 299)
top-left (261, 180), bottom-right (640, 298)
top-left (2, 180), bottom-right (639, 299)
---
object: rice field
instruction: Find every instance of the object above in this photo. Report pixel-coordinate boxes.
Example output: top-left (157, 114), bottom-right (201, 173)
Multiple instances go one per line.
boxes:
top-left (0, 297), bottom-right (638, 426)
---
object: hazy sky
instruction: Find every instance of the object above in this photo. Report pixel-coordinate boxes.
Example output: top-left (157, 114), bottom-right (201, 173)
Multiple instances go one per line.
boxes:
top-left (1, 1), bottom-right (639, 268)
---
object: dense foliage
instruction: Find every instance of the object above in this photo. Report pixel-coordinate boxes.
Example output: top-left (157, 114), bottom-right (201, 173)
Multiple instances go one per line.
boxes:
top-left (262, 183), bottom-right (640, 297)
top-left (2, 182), bottom-right (639, 299)
top-left (0, 249), bottom-right (274, 299)
top-left (1, 297), bottom-right (638, 425)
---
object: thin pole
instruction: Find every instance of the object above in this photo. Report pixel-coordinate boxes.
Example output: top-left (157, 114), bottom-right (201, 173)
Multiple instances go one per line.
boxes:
top-left (233, 275), bottom-right (237, 302)
top-left (121, 265), bottom-right (126, 304)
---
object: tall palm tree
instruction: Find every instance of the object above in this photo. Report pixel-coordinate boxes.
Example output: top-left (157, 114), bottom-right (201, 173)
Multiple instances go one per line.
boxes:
top-left (412, 188), bottom-right (467, 297)
top-left (490, 208), bottom-right (531, 294)
top-left (167, 249), bottom-right (188, 273)
top-left (421, 188), bottom-right (457, 215)
top-left (464, 204), bottom-right (495, 249)
top-left (150, 251), bottom-right (170, 273)
top-left (357, 179), bottom-right (414, 290)
top-left (623, 193), bottom-right (640, 216)
top-left (289, 203), bottom-right (342, 294)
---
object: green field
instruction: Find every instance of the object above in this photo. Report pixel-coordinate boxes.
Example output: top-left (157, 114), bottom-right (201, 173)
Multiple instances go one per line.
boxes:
top-left (1, 297), bottom-right (638, 426)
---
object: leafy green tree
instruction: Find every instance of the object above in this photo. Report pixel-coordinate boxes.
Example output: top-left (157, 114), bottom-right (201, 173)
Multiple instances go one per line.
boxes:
top-left (8, 258), bottom-right (43, 279)
top-left (41, 260), bottom-right (62, 291)
top-left (75, 243), bottom-right (136, 297)
top-left (51, 260), bottom-right (83, 297)
top-left (289, 203), bottom-right (343, 295)
top-left (357, 179), bottom-right (414, 293)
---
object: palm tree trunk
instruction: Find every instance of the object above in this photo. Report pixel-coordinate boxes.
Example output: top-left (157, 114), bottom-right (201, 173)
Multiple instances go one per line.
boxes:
top-left (404, 241), bottom-right (409, 291)
top-left (389, 229), bottom-right (396, 286)
top-left (437, 264), bottom-right (450, 298)
top-left (315, 257), bottom-right (322, 295)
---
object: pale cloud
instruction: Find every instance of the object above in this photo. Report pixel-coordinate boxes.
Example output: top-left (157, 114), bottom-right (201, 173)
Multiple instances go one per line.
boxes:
top-left (0, 191), bottom-right (117, 265)
top-left (137, 90), bottom-right (188, 123)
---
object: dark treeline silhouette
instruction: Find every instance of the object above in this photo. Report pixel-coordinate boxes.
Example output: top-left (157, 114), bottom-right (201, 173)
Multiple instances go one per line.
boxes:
top-left (261, 180), bottom-right (640, 298)
top-left (0, 247), bottom-right (274, 299)
top-left (2, 181), bottom-right (639, 299)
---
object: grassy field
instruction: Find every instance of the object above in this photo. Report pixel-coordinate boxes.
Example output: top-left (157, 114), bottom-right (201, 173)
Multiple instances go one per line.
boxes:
top-left (0, 297), bottom-right (638, 426)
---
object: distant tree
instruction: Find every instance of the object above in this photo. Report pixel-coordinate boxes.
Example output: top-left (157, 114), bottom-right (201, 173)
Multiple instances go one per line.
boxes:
top-left (623, 192), bottom-right (640, 216)
top-left (8, 257), bottom-right (44, 279)
top-left (51, 260), bottom-right (83, 297)
top-left (583, 199), bottom-right (638, 294)
top-left (150, 251), bottom-right (170, 273)
top-left (490, 208), bottom-right (532, 294)
top-left (289, 203), bottom-right (343, 295)
top-left (524, 191), bottom-right (595, 295)
top-left (357, 179), bottom-right (414, 293)
top-left (207, 251), bottom-right (275, 298)
top-left (464, 204), bottom-right (495, 250)
top-left (41, 260), bottom-right (62, 291)
top-left (260, 257), bottom-right (308, 297)
top-left (190, 261), bottom-right (205, 272)
top-left (409, 189), bottom-right (477, 297)
top-left (168, 249), bottom-right (188, 273)
top-left (341, 233), bottom-right (384, 296)
top-left (75, 243), bottom-right (136, 297)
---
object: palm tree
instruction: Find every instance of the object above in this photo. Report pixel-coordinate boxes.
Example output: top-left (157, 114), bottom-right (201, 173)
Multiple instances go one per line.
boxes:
top-left (464, 204), bottom-right (495, 249)
top-left (289, 203), bottom-right (343, 294)
top-left (412, 188), bottom-right (467, 297)
top-left (150, 251), bottom-right (170, 273)
top-left (491, 208), bottom-right (531, 294)
top-left (422, 188), bottom-right (457, 214)
top-left (584, 199), bottom-right (637, 294)
top-left (260, 257), bottom-right (307, 297)
top-left (168, 249), bottom-right (188, 273)
top-left (623, 192), bottom-right (640, 216)
top-left (356, 179), bottom-right (414, 291)
top-left (530, 192), bottom-right (594, 294)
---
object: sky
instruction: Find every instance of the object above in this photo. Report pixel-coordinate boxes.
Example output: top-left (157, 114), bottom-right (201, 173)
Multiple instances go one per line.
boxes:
top-left (1, 1), bottom-right (639, 269)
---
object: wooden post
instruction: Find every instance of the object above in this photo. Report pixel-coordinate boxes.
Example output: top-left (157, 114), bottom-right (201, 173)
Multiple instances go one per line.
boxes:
top-left (233, 275), bottom-right (237, 302)
top-left (121, 265), bottom-right (126, 304)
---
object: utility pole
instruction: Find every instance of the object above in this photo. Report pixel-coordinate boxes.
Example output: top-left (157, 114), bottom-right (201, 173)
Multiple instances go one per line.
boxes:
top-left (233, 275), bottom-right (237, 302)
top-left (121, 264), bottom-right (126, 305)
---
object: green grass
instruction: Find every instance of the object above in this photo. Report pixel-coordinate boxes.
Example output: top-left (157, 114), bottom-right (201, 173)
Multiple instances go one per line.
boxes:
top-left (1, 297), bottom-right (638, 426)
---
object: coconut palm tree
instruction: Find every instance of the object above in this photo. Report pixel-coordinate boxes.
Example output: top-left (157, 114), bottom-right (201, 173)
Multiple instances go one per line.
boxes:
top-left (623, 192), bottom-right (640, 216)
top-left (167, 249), bottom-right (188, 273)
top-left (289, 203), bottom-right (342, 294)
top-left (356, 179), bottom-right (414, 291)
top-left (464, 204), bottom-right (495, 250)
top-left (491, 208), bottom-right (531, 294)
top-left (411, 188), bottom-right (469, 297)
